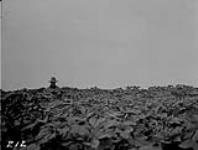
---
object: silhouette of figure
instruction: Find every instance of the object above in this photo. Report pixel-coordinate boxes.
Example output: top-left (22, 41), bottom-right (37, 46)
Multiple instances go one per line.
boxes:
top-left (49, 77), bottom-right (58, 89)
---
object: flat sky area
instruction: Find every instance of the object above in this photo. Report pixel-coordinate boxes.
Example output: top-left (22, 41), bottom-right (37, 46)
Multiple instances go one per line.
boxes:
top-left (2, 0), bottom-right (198, 90)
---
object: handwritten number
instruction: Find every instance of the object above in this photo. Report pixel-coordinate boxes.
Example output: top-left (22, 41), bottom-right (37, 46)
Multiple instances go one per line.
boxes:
top-left (20, 140), bottom-right (27, 147)
top-left (7, 141), bottom-right (14, 148)
top-left (6, 140), bottom-right (27, 148)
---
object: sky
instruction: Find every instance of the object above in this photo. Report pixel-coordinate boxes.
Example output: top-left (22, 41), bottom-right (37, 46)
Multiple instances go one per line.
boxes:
top-left (2, 0), bottom-right (198, 90)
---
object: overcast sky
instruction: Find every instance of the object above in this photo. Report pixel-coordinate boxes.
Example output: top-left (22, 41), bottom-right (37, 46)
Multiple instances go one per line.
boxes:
top-left (2, 0), bottom-right (198, 90)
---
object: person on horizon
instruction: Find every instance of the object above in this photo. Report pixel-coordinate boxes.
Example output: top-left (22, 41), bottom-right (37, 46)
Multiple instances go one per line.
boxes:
top-left (49, 77), bottom-right (58, 89)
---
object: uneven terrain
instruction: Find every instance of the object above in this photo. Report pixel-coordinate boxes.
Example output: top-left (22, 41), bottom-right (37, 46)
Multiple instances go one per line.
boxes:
top-left (1, 85), bottom-right (198, 150)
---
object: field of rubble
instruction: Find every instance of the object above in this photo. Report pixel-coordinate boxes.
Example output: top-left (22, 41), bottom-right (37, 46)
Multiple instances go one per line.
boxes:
top-left (1, 85), bottom-right (198, 150)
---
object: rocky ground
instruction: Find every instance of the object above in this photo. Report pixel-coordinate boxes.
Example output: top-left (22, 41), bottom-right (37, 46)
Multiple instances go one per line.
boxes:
top-left (1, 85), bottom-right (198, 150)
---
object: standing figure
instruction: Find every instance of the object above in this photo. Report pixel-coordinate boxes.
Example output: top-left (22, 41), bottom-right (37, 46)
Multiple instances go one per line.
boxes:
top-left (49, 77), bottom-right (58, 89)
